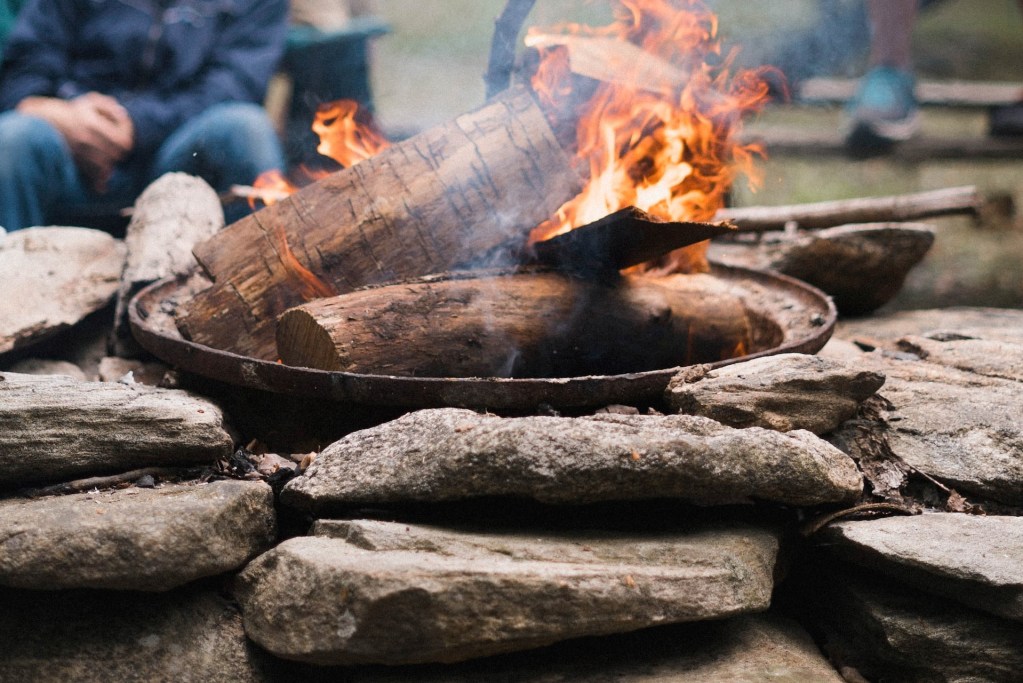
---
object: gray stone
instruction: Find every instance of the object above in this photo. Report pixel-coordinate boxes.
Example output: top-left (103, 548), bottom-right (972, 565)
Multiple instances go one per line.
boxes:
top-left (7, 358), bottom-right (87, 380)
top-left (0, 480), bottom-right (276, 591)
top-left (710, 222), bottom-right (935, 315)
top-left (856, 352), bottom-right (1023, 505)
top-left (294, 614), bottom-right (844, 682)
top-left (896, 334), bottom-right (1023, 382)
top-left (803, 568), bottom-right (1023, 683)
top-left (821, 514), bottom-right (1023, 621)
top-left (837, 307), bottom-right (1023, 346)
top-left (0, 586), bottom-right (275, 682)
top-left (234, 519), bottom-right (781, 666)
top-left (0, 226), bottom-right (125, 355)
top-left (666, 353), bottom-right (884, 434)
top-left (281, 409), bottom-right (862, 512)
top-left (0, 372), bottom-right (234, 487)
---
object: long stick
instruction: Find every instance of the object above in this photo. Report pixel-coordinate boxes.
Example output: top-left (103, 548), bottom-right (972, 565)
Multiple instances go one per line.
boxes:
top-left (716, 186), bottom-right (980, 233)
top-left (485, 0), bottom-right (537, 100)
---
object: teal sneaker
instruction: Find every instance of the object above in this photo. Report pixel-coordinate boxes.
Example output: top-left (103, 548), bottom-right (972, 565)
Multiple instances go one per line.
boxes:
top-left (844, 66), bottom-right (920, 156)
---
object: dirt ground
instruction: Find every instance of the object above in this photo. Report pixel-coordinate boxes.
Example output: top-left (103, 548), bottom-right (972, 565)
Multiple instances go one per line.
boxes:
top-left (367, 0), bottom-right (1023, 311)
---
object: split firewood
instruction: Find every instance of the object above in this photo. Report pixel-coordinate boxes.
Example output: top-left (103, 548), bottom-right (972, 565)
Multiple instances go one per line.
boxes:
top-left (715, 186), bottom-right (979, 233)
top-left (177, 86), bottom-right (582, 360)
top-left (275, 271), bottom-right (752, 378)
top-left (529, 206), bottom-right (735, 277)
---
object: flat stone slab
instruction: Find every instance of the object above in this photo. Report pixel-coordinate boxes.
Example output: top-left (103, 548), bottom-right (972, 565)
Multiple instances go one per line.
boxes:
top-left (821, 514), bottom-right (1023, 621)
top-left (0, 586), bottom-right (275, 682)
top-left (805, 568), bottom-right (1023, 683)
top-left (234, 519), bottom-right (780, 666)
top-left (0, 372), bottom-right (234, 487)
top-left (0, 480), bottom-right (276, 591)
top-left (666, 353), bottom-right (884, 434)
top-left (299, 614), bottom-right (843, 682)
top-left (0, 226), bottom-right (125, 355)
top-left (282, 409), bottom-right (862, 512)
top-left (837, 306), bottom-right (1023, 345)
top-left (853, 350), bottom-right (1023, 505)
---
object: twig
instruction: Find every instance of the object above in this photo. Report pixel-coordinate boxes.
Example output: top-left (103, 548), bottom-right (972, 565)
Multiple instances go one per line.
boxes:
top-left (20, 467), bottom-right (205, 498)
top-left (485, 0), bottom-right (537, 100)
top-left (716, 186), bottom-right (980, 233)
top-left (800, 502), bottom-right (921, 537)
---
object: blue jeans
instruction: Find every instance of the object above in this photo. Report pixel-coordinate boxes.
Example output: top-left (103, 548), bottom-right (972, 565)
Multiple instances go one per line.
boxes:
top-left (0, 102), bottom-right (285, 231)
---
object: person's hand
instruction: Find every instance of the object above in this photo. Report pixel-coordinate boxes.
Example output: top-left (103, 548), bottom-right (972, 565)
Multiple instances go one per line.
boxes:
top-left (17, 92), bottom-right (135, 193)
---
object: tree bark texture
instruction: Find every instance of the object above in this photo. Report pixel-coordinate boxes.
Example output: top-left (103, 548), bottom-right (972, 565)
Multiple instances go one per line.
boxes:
top-left (178, 87), bottom-right (582, 360)
top-left (275, 271), bottom-right (752, 378)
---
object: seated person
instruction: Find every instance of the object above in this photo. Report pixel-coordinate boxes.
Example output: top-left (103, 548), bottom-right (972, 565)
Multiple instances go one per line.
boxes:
top-left (0, 0), bottom-right (289, 231)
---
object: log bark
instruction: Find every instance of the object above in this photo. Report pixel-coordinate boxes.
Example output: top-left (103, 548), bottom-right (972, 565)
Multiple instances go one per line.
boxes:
top-left (715, 186), bottom-right (979, 233)
top-left (275, 271), bottom-right (752, 378)
top-left (178, 86), bottom-right (582, 360)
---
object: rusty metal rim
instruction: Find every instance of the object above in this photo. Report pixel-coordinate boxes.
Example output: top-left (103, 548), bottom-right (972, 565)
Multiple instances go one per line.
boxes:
top-left (129, 264), bottom-right (836, 410)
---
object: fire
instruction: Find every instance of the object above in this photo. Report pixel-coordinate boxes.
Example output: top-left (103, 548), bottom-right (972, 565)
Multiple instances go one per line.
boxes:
top-left (527, 0), bottom-right (773, 273)
top-left (312, 99), bottom-right (391, 169)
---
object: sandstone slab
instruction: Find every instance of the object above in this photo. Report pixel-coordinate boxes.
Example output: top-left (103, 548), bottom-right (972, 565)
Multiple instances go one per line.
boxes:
top-left (234, 519), bottom-right (780, 665)
top-left (0, 586), bottom-right (275, 682)
top-left (281, 409), bottom-right (862, 512)
top-left (666, 353), bottom-right (884, 434)
top-left (283, 614), bottom-right (843, 682)
top-left (803, 568), bottom-right (1023, 683)
top-left (837, 306), bottom-right (1023, 346)
top-left (821, 514), bottom-right (1023, 621)
top-left (0, 372), bottom-right (234, 487)
top-left (0, 226), bottom-right (125, 355)
top-left (0, 480), bottom-right (276, 590)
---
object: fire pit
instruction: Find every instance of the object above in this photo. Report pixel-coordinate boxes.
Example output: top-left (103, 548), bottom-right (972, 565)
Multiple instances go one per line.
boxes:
top-left (129, 263), bottom-right (834, 411)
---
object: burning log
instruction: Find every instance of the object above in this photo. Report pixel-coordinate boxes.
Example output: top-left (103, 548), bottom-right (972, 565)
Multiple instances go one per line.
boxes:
top-left (275, 271), bottom-right (752, 378)
top-left (177, 86), bottom-right (583, 359)
top-left (716, 186), bottom-right (979, 233)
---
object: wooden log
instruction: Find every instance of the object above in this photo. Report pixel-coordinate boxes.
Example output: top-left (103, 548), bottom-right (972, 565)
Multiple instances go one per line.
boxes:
top-left (275, 271), bottom-right (752, 378)
top-left (177, 86), bottom-right (583, 360)
top-left (529, 207), bottom-right (736, 277)
top-left (715, 186), bottom-right (979, 233)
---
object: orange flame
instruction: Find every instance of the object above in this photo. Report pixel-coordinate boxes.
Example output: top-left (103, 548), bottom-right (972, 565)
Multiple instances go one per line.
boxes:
top-left (313, 100), bottom-right (391, 168)
top-left (249, 169), bottom-right (298, 209)
top-left (527, 0), bottom-right (773, 273)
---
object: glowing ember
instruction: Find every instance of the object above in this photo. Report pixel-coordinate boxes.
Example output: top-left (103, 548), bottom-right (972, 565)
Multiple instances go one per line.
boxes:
top-left (527, 0), bottom-right (773, 273)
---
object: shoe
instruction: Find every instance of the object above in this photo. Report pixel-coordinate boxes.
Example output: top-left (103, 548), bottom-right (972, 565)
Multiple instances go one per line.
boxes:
top-left (989, 100), bottom-right (1023, 137)
top-left (844, 66), bottom-right (920, 157)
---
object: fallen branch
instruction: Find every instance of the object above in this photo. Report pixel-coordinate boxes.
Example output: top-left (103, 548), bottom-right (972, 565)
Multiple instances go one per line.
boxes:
top-left (800, 502), bottom-right (921, 537)
top-left (20, 466), bottom-right (205, 498)
top-left (716, 186), bottom-right (980, 233)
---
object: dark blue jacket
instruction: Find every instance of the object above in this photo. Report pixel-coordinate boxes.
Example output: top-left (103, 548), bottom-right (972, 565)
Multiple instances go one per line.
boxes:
top-left (0, 0), bottom-right (288, 158)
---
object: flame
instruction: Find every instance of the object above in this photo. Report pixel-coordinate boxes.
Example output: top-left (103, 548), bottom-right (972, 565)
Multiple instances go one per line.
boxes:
top-left (313, 100), bottom-right (391, 168)
top-left (249, 169), bottom-right (298, 209)
top-left (268, 221), bottom-right (338, 302)
top-left (527, 0), bottom-right (773, 273)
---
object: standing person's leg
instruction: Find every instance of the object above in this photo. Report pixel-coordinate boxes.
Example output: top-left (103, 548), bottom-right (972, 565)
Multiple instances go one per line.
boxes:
top-left (0, 112), bottom-right (90, 231)
top-left (845, 0), bottom-right (921, 155)
top-left (150, 102), bottom-right (286, 222)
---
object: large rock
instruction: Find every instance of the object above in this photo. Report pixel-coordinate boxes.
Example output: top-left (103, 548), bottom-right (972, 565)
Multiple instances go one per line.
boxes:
top-left (278, 614), bottom-right (844, 682)
top-left (0, 586), bottom-right (275, 682)
top-left (0, 480), bottom-right (276, 591)
top-left (709, 222), bottom-right (935, 315)
top-left (896, 333), bottom-right (1023, 382)
top-left (281, 409), bottom-right (862, 512)
top-left (820, 514), bottom-right (1023, 622)
top-left (850, 351), bottom-right (1023, 505)
top-left (665, 353), bottom-right (884, 434)
top-left (0, 372), bottom-right (234, 487)
top-left (0, 226), bottom-right (125, 356)
top-left (234, 519), bottom-right (781, 666)
top-left (837, 306), bottom-right (1023, 345)
top-left (801, 568), bottom-right (1023, 683)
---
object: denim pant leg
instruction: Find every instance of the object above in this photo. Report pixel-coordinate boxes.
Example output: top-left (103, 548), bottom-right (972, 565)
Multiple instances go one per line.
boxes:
top-left (150, 102), bottom-right (286, 190)
top-left (0, 112), bottom-right (89, 231)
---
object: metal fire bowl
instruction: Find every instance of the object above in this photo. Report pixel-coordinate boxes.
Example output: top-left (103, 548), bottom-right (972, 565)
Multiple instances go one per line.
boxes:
top-left (129, 264), bottom-right (836, 411)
